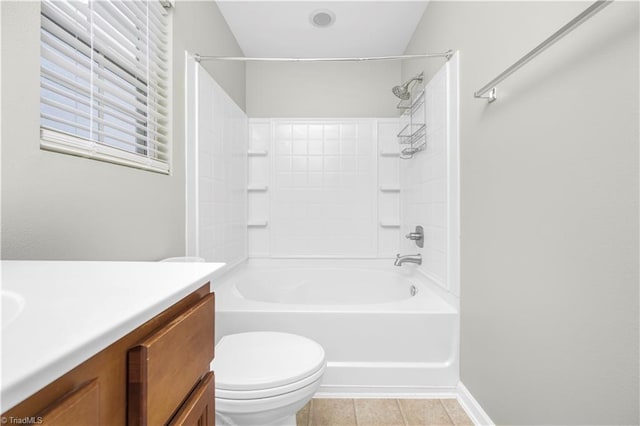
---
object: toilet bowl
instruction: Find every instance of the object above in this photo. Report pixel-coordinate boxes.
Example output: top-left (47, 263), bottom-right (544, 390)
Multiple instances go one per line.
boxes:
top-left (212, 331), bottom-right (326, 426)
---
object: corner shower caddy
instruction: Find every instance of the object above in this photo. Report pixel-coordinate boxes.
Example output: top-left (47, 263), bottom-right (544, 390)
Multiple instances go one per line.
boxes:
top-left (397, 88), bottom-right (426, 159)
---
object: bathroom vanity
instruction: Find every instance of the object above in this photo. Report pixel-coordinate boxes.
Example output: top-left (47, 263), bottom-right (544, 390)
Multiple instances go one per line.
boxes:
top-left (1, 261), bottom-right (223, 425)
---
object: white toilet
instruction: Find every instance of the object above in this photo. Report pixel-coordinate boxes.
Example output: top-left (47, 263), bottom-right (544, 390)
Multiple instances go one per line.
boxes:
top-left (212, 331), bottom-right (326, 426)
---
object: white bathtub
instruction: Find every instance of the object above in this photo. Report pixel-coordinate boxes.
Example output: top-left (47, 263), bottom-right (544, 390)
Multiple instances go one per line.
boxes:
top-left (212, 259), bottom-right (459, 396)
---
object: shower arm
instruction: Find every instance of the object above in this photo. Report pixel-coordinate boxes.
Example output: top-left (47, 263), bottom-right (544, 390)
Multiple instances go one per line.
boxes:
top-left (403, 74), bottom-right (425, 90)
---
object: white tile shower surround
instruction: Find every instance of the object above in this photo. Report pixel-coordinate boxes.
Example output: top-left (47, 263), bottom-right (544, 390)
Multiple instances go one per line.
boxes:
top-left (400, 59), bottom-right (459, 296)
top-left (190, 54), bottom-right (458, 292)
top-left (247, 120), bottom-right (271, 256)
top-left (378, 120), bottom-right (402, 258)
top-left (271, 121), bottom-right (377, 256)
top-left (192, 61), bottom-right (248, 265)
top-left (247, 119), bottom-right (401, 258)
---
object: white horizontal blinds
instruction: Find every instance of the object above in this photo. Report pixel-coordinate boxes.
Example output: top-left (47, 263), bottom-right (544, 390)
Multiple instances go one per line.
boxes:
top-left (40, 0), bottom-right (170, 173)
top-left (40, 1), bottom-right (92, 140)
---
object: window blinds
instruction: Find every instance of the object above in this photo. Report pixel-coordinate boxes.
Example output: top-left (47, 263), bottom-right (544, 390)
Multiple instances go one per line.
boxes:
top-left (40, 0), bottom-right (170, 173)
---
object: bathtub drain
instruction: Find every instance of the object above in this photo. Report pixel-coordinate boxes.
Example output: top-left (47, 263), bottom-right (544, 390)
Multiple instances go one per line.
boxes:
top-left (410, 285), bottom-right (418, 296)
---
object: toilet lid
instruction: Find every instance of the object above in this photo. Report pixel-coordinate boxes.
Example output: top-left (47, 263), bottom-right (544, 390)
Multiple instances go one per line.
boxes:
top-left (212, 332), bottom-right (326, 392)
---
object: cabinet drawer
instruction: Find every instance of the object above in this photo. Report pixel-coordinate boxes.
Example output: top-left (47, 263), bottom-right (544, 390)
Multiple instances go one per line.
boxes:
top-left (168, 371), bottom-right (215, 426)
top-left (128, 293), bottom-right (215, 426)
top-left (38, 379), bottom-right (98, 426)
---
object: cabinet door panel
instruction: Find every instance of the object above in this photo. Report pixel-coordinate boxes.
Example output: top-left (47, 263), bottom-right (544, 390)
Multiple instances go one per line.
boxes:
top-left (39, 379), bottom-right (98, 426)
top-left (128, 293), bottom-right (215, 426)
top-left (168, 371), bottom-right (215, 426)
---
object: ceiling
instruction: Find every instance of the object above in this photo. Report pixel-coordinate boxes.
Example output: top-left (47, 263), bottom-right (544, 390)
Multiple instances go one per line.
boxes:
top-left (215, 1), bottom-right (429, 58)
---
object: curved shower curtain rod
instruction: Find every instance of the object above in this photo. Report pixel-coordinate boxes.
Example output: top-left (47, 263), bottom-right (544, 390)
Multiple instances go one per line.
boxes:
top-left (194, 51), bottom-right (454, 63)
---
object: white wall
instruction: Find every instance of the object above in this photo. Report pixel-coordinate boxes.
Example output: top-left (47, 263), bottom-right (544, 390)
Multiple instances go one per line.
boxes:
top-left (1, 1), bottom-right (245, 260)
top-left (246, 61), bottom-right (401, 118)
top-left (404, 1), bottom-right (639, 424)
top-left (247, 119), bottom-right (400, 258)
top-left (173, 1), bottom-right (246, 112)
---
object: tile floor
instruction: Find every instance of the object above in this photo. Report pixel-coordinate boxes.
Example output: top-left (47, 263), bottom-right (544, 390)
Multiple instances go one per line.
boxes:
top-left (296, 398), bottom-right (473, 426)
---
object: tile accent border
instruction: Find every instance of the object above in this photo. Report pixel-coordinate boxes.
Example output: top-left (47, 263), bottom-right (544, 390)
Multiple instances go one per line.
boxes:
top-left (456, 382), bottom-right (495, 426)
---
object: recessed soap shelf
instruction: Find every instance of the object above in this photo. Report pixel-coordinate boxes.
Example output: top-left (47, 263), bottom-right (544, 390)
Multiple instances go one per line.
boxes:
top-left (379, 220), bottom-right (400, 228)
top-left (379, 185), bottom-right (400, 192)
top-left (247, 184), bottom-right (268, 192)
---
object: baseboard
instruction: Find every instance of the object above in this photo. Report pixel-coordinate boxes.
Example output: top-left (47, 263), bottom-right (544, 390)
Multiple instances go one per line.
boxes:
top-left (456, 382), bottom-right (495, 426)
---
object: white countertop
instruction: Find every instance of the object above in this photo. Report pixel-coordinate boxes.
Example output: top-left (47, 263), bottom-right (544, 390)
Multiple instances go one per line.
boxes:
top-left (0, 260), bottom-right (225, 412)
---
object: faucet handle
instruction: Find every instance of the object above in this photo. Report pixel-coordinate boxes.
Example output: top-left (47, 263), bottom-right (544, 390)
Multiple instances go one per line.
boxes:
top-left (405, 225), bottom-right (424, 248)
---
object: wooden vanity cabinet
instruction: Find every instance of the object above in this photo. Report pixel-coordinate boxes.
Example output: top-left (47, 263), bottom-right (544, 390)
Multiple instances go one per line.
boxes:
top-left (168, 371), bottom-right (215, 426)
top-left (1, 284), bottom-right (215, 426)
top-left (37, 379), bottom-right (99, 426)
top-left (128, 293), bottom-right (215, 426)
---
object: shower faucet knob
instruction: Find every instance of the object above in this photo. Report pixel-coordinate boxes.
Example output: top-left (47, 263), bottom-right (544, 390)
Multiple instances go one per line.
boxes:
top-left (405, 225), bottom-right (424, 248)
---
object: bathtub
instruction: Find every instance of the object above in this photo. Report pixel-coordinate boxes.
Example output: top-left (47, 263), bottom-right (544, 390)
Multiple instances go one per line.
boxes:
top-left (212, 259), bottom-right (459, 397)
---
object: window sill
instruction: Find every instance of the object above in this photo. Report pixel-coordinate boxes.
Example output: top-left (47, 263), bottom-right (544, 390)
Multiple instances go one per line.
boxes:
top-left (40, 128), bottom-right (170, 175)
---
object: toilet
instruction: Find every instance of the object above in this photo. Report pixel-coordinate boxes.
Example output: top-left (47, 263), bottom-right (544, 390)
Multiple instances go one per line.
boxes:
top-left (159, 258), bottom-right (325, 425)
top-left (212, 331), bottom-right (326, 426)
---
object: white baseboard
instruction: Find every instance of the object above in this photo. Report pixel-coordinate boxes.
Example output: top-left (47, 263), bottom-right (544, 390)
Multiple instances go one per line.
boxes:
top-left (456, 382), bottom-right (495, 426)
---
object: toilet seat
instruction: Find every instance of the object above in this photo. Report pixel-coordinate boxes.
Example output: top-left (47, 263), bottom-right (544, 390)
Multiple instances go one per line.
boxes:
top-left (216, 363), bottom-right (325, 400)
top-left (213, 332), bottom-right (326, 400)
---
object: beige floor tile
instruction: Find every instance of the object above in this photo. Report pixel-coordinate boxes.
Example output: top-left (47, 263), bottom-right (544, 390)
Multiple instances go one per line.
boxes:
top-left (311, 398), bottom-right (357, 426)
top-left (297, 400), bottom-right (311, 426)
top-left (439, 399), bottom-right (473, 426)
top-left (397, 399), bottom-right (453, 426)
top-left (354, 399), bottom-right (405, 426)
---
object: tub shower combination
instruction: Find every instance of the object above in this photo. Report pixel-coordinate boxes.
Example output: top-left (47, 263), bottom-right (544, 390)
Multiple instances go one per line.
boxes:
top-left (213, 260), bottom-right (459, 396)
top-left (187, 53), bottom-right (461, 398)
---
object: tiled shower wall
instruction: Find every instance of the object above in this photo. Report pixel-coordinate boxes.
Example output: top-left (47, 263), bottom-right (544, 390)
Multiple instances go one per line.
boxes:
top-left (248, 119), bottom-right (400, 258)
top-left (193, 63), bottom-right (248, 265)
top-left (400, 59), bottom-right (459, 296)
top-left (191, 59), bottom-right (456, 290)
top-left (378, 120), bottom-right (402, 258)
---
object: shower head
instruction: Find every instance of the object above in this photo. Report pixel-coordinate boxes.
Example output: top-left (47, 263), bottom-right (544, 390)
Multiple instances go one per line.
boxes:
top-left (391, 73), bottom-right (424, 100)
top-left (392, 85), bottom-right (411, 100)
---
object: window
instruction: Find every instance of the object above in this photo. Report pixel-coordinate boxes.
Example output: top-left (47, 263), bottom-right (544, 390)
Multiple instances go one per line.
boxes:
top-left (40, 0), bottom-right (170, 173)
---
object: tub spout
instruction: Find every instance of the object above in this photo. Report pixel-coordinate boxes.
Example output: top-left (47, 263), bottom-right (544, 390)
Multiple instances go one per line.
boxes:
top-left (394, 253), bottom-right (422, 266)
